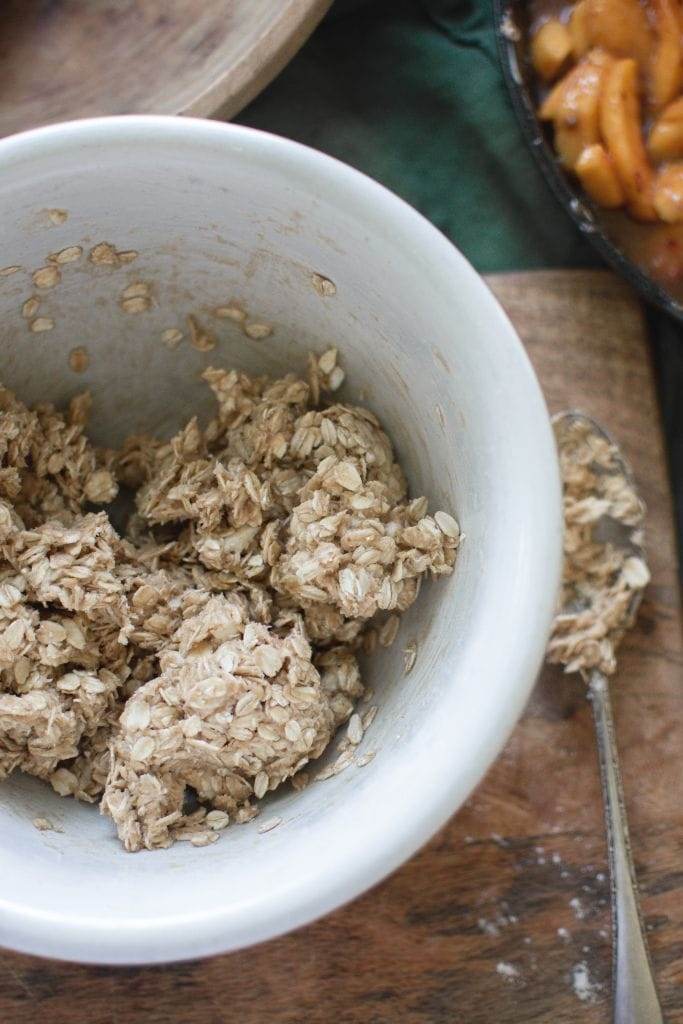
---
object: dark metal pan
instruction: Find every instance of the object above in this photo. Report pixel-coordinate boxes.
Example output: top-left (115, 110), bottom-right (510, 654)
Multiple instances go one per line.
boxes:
top-left (493, 0), bottom-right (683, 323)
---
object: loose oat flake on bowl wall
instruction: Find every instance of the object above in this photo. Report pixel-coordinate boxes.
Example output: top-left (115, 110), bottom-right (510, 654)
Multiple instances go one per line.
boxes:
top-left (0, 351), bottom-right (459, 851)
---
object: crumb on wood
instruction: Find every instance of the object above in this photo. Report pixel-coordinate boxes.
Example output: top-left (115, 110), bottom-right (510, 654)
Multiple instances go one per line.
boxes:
top-left (403, 640), bottom-right (417, 673)
top-left (571, 961), bottom-right (602, 1003)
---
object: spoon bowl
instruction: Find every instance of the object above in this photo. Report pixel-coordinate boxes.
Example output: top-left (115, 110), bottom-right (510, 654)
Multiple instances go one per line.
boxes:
top-left (553, 411), bottom-right (647, 624)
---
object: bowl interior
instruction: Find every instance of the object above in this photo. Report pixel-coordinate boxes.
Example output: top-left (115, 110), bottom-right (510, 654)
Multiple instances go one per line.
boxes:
top-left (0, 118), bottom-right (561, 963)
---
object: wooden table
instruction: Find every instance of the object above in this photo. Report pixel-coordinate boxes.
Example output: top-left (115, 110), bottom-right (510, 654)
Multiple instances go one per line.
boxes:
top-left (0, 269), bottom-right (680, 1023)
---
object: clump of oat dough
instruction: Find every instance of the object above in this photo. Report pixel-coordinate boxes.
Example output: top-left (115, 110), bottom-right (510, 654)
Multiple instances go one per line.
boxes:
top-left (0, 353), bottom-right (459, 850)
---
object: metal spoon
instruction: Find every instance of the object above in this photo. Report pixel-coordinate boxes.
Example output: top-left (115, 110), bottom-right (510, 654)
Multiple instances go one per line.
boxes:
top-left (552, 412), bottom-right (664, 1024)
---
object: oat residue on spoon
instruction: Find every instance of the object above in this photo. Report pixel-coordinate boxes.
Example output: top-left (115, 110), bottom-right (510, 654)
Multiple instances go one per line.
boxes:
top-left (547, 415), bottom-right (650, 676)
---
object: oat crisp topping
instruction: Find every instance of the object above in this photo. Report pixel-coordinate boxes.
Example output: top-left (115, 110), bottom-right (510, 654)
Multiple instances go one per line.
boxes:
top-left (548, 415), bottom-right (650, 676)
top-left (0, 352), bottom-right (459, 850)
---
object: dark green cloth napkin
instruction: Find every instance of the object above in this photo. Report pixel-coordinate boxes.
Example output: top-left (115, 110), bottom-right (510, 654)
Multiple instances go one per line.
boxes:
top-left (239, 0), bottom-right (682, 557)
top-left (239, 0), bottom-right (602, 273)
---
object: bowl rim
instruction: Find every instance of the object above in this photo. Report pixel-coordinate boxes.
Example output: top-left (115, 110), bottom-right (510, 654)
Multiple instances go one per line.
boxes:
top-left (0, 115), bottom-right (563, 965)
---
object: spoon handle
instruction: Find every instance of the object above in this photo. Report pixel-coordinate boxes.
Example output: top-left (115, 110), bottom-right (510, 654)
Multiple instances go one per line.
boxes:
top-left (589, 670), bottom-right (664, 1024)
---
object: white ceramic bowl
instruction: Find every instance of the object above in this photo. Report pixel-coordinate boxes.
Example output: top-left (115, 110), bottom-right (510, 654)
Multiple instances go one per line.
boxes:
top-left (0, 116), bottom-right (562, 965)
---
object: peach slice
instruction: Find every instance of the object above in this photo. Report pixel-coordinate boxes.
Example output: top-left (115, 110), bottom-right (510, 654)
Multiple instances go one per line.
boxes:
top-left (649, 97), bottom-right (683, 161)
top-left (540, 53), bottom-right (610, 170)
top-left (575, 144), bottom-right (625, 207)
top-left (532, 19), bottom-right (573, 82)
top-left (649, 0), bottom-right (681, 111)
top-left (581, 0), bottom-right (653, 64)
top-left (654, 163), bottom-right (683, 222)
top-left (599, 58), bottom-right (657, 220)
top-left (568, 1), bottom-right (591, 58)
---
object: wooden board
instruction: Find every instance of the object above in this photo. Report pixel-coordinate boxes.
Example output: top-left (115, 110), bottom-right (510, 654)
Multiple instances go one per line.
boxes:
top-left (0, 269), bottom-right (680, 1023)
top-left (0, 0), bottom-right (331, 137)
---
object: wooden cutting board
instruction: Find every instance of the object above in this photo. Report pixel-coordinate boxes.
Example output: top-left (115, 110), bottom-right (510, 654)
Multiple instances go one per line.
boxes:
top-left (0, 0), bottom-right (331, 137)
top-left (0, 269), bottom-right (680, 1024)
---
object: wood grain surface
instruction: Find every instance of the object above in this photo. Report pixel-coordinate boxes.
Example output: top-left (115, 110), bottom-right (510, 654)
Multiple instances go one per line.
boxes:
top-left (0, 269), bottom-right (680, 1023)
top-left (0, 0), bottom-right (331, 137)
